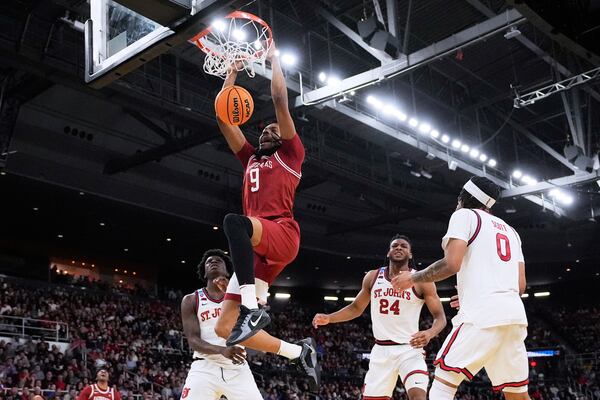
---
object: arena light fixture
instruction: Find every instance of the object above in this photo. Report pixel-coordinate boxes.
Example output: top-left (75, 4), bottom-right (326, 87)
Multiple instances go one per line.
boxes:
top-left (418, 123), bottom-right (431, 134)
top-left (512, 170), bottom-right (523, 179)
top-left (441, 134), bottom-right (450, 143)
top-left (281, 52), bottom-right (297, 66)
top-left (395, 110), bottom-right (407, 121)
top-left (211, 19), bottom-right (227, 32)
top-left (549, 188), bottom-right (574, 205)
top-left (430, 129), bottom-right (440, 138)
top-left (488, 159), bottom-right (497, 167)
top-left (383, 105), bottom-right (395, 115)
top-left (534, 291), bottom-right (550, 297)
top-left (451, 139), bottom-right (461, 149)
top-left (344, 297), bottom-right (356, 302)
top-left (408, 118), bottom-right (419, 127)
top-left (232, 29), bottom-right (246, 41)
top-left (469, 149), bottom-right (480, 158)
top-left (461, 144), bottom-right (470, 153)
top-left (275, 293), bottom-right (291, 299)
top-left (324, 296), bottom-right (339, 301)
top-left (318, 72), bottom-right (327, 82)
top-left (479, 154), bottom-right (488, 162)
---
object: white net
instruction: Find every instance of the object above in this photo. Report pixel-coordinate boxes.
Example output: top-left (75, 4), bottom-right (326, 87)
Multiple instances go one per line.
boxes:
top-left (193, 12), bottom-right (272, 79)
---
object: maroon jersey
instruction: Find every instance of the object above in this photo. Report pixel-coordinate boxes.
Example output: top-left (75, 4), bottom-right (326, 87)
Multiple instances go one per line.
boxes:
top-left (77, 385), bottom-right (121, 400)
top-left (236, 134), bottom-right (304, 219)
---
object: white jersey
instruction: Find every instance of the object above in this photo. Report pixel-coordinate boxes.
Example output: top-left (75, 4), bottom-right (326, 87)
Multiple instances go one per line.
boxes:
top-left (370, 267), bottom-right (425, 344)
top-left (442, 208), bottom-right (527, 328)
top-left (191, 288), bottom-right (239, 369)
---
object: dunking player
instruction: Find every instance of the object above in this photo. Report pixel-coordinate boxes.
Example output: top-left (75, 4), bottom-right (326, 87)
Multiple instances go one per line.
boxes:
top-left (312, 235), bottom-right (447, 400)
top-left (179, 249), bottom-right (262, 400)
top-left (77, 369), bottom-right (120, 400)
top-left (213, 41), bottom-right (319, 389)
top-left (392, 176), bottom-right (530, 400)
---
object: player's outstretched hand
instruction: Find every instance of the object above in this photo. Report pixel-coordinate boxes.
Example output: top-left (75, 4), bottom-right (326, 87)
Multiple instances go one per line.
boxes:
top-left (450, 294), bottom-right (460, 310)
top-left (391, 271), bottom-right (413, 292)
top-left (409, 330), bottom-right (433, 348)
top-left (312, 313), bottom-right (330, 329)
top-left (221, 346), bottom-right (246, 364)
top-left (213, 277), bottom-right (229, 294)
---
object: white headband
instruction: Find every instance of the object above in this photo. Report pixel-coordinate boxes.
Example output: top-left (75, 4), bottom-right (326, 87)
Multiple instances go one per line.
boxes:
top-left (463, 180), bottom-right (496, 208)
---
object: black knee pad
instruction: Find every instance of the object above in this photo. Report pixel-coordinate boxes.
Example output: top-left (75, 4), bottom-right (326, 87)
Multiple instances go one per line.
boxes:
top-left (223, 213), bottom-right (253, 237)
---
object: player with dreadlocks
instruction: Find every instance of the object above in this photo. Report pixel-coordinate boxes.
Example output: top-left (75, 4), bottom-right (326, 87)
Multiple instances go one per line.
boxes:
top-left (179, 249), bottom-right (262, 400)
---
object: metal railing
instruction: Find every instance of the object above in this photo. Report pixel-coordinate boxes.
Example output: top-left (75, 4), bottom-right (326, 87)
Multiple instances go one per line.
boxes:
top-left (0, 315), bottom-right (69, 342)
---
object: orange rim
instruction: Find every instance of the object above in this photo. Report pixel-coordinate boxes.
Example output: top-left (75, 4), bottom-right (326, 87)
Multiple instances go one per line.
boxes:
top-left (189, 11), bottom-right (273, 58)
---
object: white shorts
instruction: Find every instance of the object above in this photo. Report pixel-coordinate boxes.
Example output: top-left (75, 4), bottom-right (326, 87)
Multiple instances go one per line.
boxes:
top-left (434, 323), bottom-right (529, 393)
top-left (180, 359), bottom-right (262, 400)
top-left (224, 273), bottom-right (270, 305)
top-left (362, 344), bottom-right (429, 399)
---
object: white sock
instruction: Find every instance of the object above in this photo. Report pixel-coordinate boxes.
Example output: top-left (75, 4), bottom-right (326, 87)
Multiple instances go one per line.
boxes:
top-left (429, 379), bottom-right (457, 400)
top-left (240, 284), bottom-right (258, 309)
top-left (277, 341), bottom-right (302, 360)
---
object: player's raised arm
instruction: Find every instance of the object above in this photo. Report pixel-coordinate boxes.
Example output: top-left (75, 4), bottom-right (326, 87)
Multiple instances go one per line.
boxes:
top-left (180, 293), bottom-right (245, 364)
top-left (268, 43), bottom-right (296, 140)
top-left (409, 282), bottom-right (446, 348)
top-left (216, 66), bottom-right (247, 154)
top-left (312, 269), bottom-right (376, 328)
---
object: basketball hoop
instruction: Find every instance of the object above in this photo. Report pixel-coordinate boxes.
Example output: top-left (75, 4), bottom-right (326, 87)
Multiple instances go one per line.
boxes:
top-left (189, 11), bottom-right (272, 79)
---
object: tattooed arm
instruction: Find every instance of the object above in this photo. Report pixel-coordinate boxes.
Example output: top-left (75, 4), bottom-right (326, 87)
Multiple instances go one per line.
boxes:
top-left (392, 238), bottom-right (467, 291)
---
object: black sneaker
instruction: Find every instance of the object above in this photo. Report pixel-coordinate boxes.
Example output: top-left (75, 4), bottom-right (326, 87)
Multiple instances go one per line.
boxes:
top-left (226, 305), bottom-right (271, 346)
top-left (292, 337), bottom-right (321, 392)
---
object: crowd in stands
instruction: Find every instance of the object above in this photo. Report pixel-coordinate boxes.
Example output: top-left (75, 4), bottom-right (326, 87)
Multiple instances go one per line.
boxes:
top-left (1, 276), bottom-right (599, 400)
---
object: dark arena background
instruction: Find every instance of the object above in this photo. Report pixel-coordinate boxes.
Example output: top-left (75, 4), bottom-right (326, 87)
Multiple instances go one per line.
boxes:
top-left (1, 0), bottom-right (600, 399)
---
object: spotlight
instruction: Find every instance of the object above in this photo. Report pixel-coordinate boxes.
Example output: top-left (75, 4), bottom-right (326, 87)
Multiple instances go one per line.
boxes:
top-left (281, 52), bottom-right (297, 66)
top-left (395, 110), bottom-right (407, 121)
top-left (461, 144), bottom-right (470, 153)
top-left (318, 72), bottom-right (327, 82)
top-left (469, 149), bottom-right (479, 158)
top-left (441, 134), bottom-right (450, 143)
top-left (430, 129), bottom-right (440, 138)
top-left (488, 159), bottom-right (497, 167)
top-left (211, 19), bottom-right (226, 32)
top-left (408, 118), bottom-right (419, 127)
top-left (451, 139), bottom-right (461, 149)
top-left (513, 170), bottom-right (523, 179)
top-left (418, 123), bottom-right (431, 134)
top-left (232, 29), bottom-right (246, 41)
top-left (479, 154), bottom-right (488, 162)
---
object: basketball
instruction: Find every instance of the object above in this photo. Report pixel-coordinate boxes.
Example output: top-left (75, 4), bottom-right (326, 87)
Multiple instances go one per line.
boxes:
top-left (215, 85), bottom-right (254, 126)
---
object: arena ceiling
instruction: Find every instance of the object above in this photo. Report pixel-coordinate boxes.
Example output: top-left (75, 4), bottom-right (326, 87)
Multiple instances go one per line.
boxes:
top-left (0, 0), bottom-right (599, 290)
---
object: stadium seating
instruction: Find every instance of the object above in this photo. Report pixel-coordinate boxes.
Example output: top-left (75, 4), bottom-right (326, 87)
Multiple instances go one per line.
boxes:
top-left (1, 276), bottom-right (598, 400)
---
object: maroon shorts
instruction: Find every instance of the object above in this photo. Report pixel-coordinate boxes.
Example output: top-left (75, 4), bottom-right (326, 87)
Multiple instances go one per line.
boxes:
top-left (224, 217), bottom-right (300, 302)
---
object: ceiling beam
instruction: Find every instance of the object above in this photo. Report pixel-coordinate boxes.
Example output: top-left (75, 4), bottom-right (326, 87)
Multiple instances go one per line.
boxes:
top-left (125, 109), bottom-right (173, 142)
top-left (104, 130), bottom-right (220, 174)
top-left (465, 0), bottom-right (600, 104)
top-left (501, 170), bottom-right (600, 197)
top-left (294, 9), bottom-right (525, 106)
top-left (317, 7), bottom-right (392, 64)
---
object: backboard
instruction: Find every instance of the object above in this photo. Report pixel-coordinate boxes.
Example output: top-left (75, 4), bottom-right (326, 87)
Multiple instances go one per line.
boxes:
top-left (84, 0), bottom-right (234, 88)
